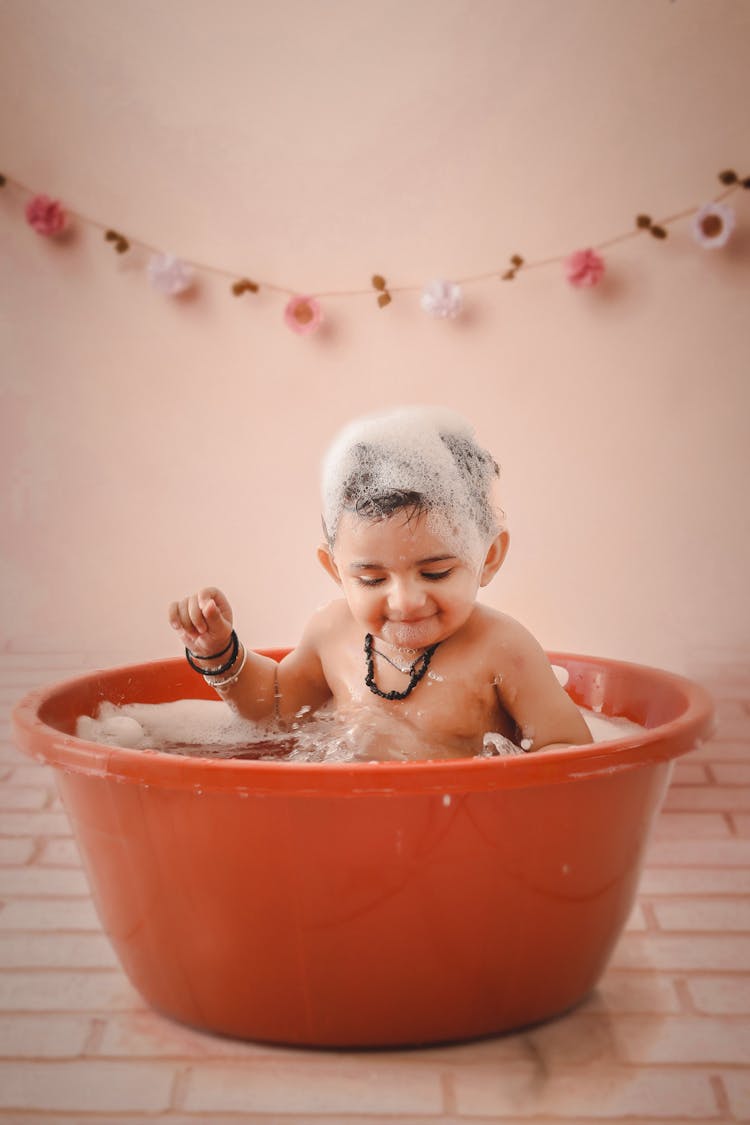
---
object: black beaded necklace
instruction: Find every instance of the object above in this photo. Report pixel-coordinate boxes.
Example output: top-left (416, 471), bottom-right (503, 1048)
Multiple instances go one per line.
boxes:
top-left (364, 633), bottom-right (441, 701)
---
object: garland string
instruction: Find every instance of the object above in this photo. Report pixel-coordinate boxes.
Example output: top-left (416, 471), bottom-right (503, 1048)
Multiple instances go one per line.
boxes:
top-left (1, 167), bottom-right (746, 328)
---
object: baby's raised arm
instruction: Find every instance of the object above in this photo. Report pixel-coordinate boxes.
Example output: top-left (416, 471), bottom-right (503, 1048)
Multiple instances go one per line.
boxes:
top-left (493, 622), bottom-right (593, 752)
top-left (168, 587), bottom-right (332, 723)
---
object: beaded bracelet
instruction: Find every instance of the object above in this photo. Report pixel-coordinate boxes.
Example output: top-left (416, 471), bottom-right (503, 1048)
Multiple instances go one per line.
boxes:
top-left (185, 629), bottom-right (239, 677)
top-left (209, 643), bottom-right (248, 690)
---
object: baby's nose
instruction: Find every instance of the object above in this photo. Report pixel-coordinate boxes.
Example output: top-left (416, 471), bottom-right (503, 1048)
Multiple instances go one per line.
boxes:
top-left (387, 578), bottom-right (427, 617)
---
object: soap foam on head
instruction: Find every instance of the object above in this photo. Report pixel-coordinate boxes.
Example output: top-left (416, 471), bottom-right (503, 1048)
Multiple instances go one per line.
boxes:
top-left (321, 406), bottom-right (503, 564)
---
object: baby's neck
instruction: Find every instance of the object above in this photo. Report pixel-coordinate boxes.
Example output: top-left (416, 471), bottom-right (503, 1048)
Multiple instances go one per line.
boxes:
top-left (378, 638), bottom-right (423, 655)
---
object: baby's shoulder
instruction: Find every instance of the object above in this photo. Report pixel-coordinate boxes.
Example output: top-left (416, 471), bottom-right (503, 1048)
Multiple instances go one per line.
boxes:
top-left (472, 605), bottom-right (560, 709)
top-left (299, 598), bottom-right (354, 647)
top-left (470, 605), bottom-right (547, 667)
top-left (471, 604), bottom-right (531, 644)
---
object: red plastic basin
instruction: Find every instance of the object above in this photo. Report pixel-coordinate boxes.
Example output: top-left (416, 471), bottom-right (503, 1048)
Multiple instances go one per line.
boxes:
top-left (12, 651), bottom-right (713, 1047)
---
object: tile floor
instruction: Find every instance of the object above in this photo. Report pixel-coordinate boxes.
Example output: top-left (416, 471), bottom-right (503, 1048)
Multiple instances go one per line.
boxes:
top-left (0, 648), bottom-right (748, 1124)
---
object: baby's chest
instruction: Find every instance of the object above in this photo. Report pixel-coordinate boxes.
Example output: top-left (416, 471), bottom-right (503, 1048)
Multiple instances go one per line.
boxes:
top-left (400, 671), bottom-right (509, 739)
top-left (331, 657), bottom-right (512, 749)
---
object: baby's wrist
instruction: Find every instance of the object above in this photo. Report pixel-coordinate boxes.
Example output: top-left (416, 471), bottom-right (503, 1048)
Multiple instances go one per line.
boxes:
top-left (184, 631), bottom-right (247, 694)
top-left (185, 631), bottom-right (238, 676)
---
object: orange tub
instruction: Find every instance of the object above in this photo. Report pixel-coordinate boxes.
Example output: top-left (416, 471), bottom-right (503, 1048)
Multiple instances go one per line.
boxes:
top-left (12, 651), bottom-right (712, 1048)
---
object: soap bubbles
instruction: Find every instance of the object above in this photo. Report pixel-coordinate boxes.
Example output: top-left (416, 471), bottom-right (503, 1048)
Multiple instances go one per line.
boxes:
top-left (320, 406), bottom-right (502, 563)
top-left (75, 699), bottom-right (643, 761)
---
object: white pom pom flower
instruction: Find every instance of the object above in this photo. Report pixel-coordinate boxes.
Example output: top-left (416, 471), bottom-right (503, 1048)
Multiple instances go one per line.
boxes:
top-left (691, 202), bottom-right (736, 250)
top-left (420, 279), bottom-right (463, 319)
top-left (147, 253), bottom-right (195, 296)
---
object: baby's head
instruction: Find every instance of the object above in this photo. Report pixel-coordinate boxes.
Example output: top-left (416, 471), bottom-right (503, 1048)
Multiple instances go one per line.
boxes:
top-left (321, 406), bottom-right (504, 564)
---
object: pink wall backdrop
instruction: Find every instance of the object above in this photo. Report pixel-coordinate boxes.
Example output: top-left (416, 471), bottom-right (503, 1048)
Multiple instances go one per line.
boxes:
top-left (1, 0), bottom-right (748, 673)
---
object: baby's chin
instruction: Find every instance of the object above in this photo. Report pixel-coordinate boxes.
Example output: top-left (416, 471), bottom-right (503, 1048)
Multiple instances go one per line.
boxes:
top-left (379, 616), bottom-right (442, 650)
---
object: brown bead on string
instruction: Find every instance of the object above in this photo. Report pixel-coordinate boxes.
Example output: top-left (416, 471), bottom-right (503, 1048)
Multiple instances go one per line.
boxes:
top-left (636, 214), bottom-right (667, 240)
top-left (501, 254), bottom-right (524, 280)
top-left (718, 169), bottom-right (750, 189)
top-left (104, 229), bottom-right (130, 254)
top-left (371, 275), bottom-right (391, 308)
top-left (231, 278), bottom-right (260, 296)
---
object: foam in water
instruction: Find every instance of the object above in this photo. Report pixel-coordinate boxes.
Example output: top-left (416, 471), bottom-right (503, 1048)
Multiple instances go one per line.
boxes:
top-left (75, 690), bottom-right (644, 764)
top-left (321, 406), bottom-right (502, 563)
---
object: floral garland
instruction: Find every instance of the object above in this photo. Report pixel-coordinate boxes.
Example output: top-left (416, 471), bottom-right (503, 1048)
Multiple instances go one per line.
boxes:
top-left (1, 167), bottom-right (747, 336)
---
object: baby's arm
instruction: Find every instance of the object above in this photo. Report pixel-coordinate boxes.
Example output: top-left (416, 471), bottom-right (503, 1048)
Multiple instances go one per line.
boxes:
top-left (169, 587), bottom-right (332, 722)
top-left (494, 622), bottom-right (593, 752)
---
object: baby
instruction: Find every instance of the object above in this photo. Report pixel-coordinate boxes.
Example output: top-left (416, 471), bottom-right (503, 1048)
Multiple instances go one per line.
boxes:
top-left (169, 407), bottom-right (592, 757)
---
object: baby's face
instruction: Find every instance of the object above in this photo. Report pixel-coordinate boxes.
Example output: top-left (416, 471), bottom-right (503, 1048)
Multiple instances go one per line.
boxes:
top-left (327, 510), bottom-right (487, 651)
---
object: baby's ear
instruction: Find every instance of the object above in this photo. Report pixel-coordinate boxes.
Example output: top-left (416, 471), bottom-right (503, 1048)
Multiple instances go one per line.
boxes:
top-left (317, 544), bottom-right (342, 586)
top-left (479, 530), bottom-right (510, 587)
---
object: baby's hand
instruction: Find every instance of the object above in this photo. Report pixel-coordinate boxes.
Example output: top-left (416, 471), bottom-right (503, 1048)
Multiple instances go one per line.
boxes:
top-left (168, 587), bottom-right (234, 658)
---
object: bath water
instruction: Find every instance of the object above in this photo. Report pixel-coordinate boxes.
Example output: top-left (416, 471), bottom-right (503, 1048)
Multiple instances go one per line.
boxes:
top-left (76, 691), bottom-right (643, 763)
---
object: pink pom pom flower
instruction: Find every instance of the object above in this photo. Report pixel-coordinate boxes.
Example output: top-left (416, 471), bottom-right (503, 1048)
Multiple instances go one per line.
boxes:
top-left (564, 248), bottom-right (605, 288)
top-left (284, 295), bottom-right (323, 335)
top-left (25, 194), bottom-right (68, 237)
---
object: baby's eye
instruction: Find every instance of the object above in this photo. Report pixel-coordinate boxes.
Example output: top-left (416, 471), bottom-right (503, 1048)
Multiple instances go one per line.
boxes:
top-left (356, 576), bottom-right (386, 587)
top-left (422, 569), bottom-right (453, 581)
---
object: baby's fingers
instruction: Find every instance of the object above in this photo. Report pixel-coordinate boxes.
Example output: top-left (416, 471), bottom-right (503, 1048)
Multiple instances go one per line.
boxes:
top-left (199, 587), bottom-right (233, 627)
top-left (168, 591), bottom-right (233, 655)
top-left (168, 598), bottom-right (204, 641)
top-left (188, 593), bottom-right (216, 636)
top-left (199, 594), bottom-right (233, 636)
top-left (168, 602), bottom-right (181, 631)
top-left (168, 600), bottom-right (190, 634)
